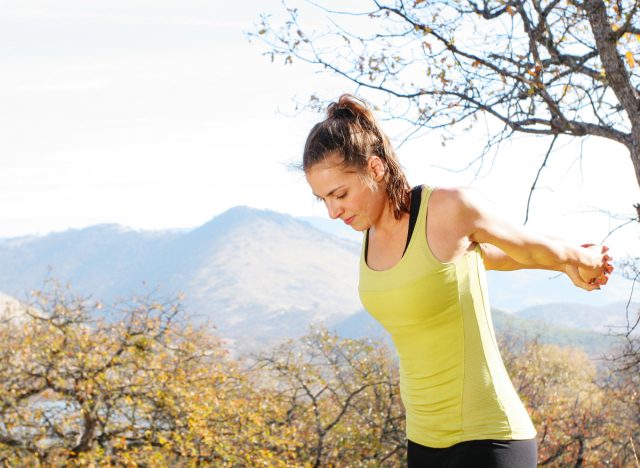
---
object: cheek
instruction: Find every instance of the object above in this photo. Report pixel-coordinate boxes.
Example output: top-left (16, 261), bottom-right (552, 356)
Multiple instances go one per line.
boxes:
top-left (363, 188), bottom-right (386, 217)
top-left (350, 192), bottom-right (375, 220)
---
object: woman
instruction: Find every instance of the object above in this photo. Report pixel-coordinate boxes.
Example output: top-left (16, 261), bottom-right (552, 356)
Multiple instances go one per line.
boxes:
top-left (303, 94), bottom-right (613, 467)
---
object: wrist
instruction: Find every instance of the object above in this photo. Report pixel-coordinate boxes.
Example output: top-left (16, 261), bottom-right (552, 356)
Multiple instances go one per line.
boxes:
top-left (559, 263), bottom-right (573, 275)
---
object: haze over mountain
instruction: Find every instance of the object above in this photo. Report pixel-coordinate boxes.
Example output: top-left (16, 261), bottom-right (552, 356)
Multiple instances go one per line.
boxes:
top-left (0, 206), bottom-right (634, 353)
top-left (0, 207), bottom-right (361, 347)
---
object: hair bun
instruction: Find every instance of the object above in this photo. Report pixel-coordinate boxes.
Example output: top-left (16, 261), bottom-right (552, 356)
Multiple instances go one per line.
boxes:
top-left (331, 106), bottom-right (355, 119)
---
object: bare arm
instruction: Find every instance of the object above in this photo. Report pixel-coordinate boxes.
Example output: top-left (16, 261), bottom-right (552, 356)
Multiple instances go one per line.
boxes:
top-left (478, 243), bottom-right (565, 272)
top-left (449, 188), bottom-right (613, 291)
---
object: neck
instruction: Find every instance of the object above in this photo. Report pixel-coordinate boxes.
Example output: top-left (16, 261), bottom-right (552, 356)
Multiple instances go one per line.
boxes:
top-left (370, 201), bottom-right (406, 237)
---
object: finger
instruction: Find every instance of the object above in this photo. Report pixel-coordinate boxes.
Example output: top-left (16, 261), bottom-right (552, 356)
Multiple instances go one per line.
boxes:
top-left (572, 272), bottom-right (600, 291)
top-left (567, 264), bottom-right (600, 291)
top-left (586, 275), bottom-right (602, 289)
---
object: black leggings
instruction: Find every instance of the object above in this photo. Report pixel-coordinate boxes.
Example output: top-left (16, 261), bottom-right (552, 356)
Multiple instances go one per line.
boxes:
top-left (407, 438), bottom-right (537, 468)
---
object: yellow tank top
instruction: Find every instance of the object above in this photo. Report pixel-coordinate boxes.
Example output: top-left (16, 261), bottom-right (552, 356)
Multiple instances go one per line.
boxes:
top-left (358, 185), bottom-right (536, 448)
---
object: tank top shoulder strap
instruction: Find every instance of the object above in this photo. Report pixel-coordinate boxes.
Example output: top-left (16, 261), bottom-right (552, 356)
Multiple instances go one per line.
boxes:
top-left (411, 184), bottom-right (436, 251)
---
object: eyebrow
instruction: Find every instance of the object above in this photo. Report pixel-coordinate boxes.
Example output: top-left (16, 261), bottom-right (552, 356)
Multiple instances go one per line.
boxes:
top-left (312, 185), bottom-right (346, 200)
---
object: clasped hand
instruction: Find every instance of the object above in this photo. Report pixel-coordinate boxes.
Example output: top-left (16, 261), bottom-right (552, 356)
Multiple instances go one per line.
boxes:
top-left (573, 244), bottom-right (614, 291)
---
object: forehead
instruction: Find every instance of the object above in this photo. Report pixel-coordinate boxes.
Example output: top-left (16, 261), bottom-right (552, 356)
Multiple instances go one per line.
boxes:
top-left (305, 160), bottom-right (360, 195)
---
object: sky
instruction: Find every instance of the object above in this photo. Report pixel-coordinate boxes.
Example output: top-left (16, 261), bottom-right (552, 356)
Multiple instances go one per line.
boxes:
top-left (2, 0), bottom-right (639, 265)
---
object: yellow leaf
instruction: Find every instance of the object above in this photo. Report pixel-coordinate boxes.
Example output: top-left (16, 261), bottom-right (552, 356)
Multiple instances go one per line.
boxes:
top-left (414, 24), bottom-right (432, 34)
top-left (626, 51), bottom-right (635, 69)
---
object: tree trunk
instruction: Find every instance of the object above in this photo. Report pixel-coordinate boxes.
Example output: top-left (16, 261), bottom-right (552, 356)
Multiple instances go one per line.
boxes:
top-left (631, 127), bottom-right (640, 222)
top-left (73, 410), bottom-right (97, 454)
top-left (574, 435), bottom-right (585, 468)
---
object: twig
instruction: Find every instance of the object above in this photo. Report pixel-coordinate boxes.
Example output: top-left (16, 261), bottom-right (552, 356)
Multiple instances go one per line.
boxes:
top-left (525, 134), bottom-right (558, 224)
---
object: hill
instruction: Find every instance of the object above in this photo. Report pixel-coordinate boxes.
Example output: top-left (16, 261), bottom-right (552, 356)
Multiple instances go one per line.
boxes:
top-left (0, 207), bottom-right (633, 355)
top-left (331, 307), bottom-right (622, 359)
top-left (0, 207), bottom-right (361, 347)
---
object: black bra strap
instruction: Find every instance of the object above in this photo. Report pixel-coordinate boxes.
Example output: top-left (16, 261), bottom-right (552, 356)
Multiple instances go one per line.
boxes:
top-left (403, 185), bottom-right (423, 255)
top-left (365, 185), bottom-right (423, 261)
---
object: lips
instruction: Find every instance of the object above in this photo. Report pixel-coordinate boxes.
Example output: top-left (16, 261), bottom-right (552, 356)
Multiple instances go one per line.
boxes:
top-left (343, 216), bottom-right (355, 225)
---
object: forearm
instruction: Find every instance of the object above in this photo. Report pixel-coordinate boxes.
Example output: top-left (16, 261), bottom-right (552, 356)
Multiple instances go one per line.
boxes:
top-left (480, 242), bottom-right (572, 272)
top-left (526, 236), bottom-right (602, 271)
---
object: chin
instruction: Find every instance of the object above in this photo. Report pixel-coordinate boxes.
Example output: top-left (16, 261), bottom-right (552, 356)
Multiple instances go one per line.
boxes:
top-left (349, 222), bottom-right (368, 232)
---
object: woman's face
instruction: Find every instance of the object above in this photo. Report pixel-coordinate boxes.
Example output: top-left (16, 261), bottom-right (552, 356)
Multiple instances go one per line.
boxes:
top-left (305, 154), bottom-right (387, 231)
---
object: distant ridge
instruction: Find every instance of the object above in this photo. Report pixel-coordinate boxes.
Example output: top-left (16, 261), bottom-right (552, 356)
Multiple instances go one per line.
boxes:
top-left (300, 216), bottom-right (363, 244)
top-left (0, 206), bottom-right (634, 354)
top-left (332, 307), bottom-right (623, 359)
top-left (0, 206), bottom-right (362, 349)
top-left (513, 301), bottom-right (638, 334)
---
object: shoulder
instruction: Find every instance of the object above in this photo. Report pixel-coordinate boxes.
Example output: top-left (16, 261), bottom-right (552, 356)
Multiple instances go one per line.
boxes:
top-left (429, 186), bottom-right (485, 214)
top-left (428, 186), bottom-right (494, 235)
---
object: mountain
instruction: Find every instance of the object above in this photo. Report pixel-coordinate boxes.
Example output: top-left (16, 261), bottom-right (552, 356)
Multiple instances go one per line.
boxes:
top-left (0, 224), bottom-right (182, 301)
top-left (331, 307), bottom-right (623, 359)
top-left (300, 217), bottom-right (364, 243)
top-left (485, 269), bottom-right (634, 311)
top-left (130, 206), bottom-right (362, 343)
top-left (491, 308), bottom-right (623, 358)
top-left (0, 207), bottom-right (362, 348)
top-left (0, 207), bottom-right (634, 354)
top-left (512, 302), bottom-right (638, 335)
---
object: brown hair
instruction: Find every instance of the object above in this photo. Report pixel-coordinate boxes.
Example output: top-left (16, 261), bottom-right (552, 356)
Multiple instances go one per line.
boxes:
top-left (303, 94), bottom-right (410, 219)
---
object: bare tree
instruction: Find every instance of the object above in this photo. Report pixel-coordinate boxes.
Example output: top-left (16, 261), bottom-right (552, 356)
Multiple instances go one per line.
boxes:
top-left (253, 327), bottom-right (406, 467)
top-left (0, 280), bottom-right (253, 466)
top-left (254, 0), bottom-right (640, 218)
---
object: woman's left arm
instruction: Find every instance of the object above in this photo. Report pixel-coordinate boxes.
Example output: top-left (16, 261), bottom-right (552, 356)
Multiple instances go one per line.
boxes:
top-left (478, 242), bottom-right (612, 287)
top-left (453, 187), bottom-right (613, 291)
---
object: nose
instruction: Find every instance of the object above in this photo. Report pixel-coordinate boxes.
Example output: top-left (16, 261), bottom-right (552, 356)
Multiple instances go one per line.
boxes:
top-left (326, 200), bottom-right (344, 220)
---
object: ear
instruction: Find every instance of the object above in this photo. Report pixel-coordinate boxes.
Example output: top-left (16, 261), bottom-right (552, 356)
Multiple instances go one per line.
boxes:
top-left (368, 156), bottom-right (385, 182)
